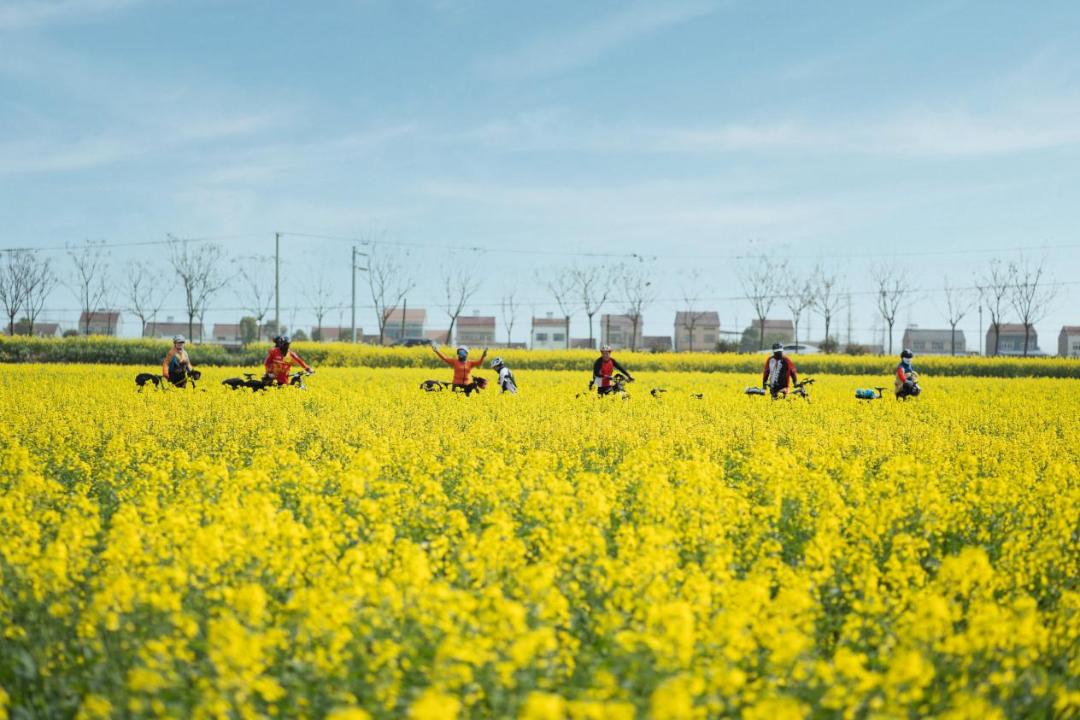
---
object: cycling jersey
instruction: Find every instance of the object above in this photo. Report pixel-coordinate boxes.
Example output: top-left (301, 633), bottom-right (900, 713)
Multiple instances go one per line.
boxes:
top-left (439, 356), bottom-right (482, 385)
top-left (162, 347), bottom-right (190, 378)
top-left (264, 347), bottom-right (311, 384)
top-left (592, 357), bottom-right (630, 388)
top-left (762, 356), bottom-right (797, 392)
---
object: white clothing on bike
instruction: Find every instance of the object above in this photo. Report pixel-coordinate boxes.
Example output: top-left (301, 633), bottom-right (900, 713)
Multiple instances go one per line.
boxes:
top-left (497, 366), bottom-right (517, 394)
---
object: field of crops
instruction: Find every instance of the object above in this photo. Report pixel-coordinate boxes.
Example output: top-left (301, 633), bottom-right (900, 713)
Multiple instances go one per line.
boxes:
top-left (1, 364), bottom-right (1078, 719)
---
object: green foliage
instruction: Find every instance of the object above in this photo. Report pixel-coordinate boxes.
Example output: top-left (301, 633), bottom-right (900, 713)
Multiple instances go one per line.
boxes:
top-left (239, 316), bottom-right (258, 345)
top-left (0, 335), bottom-right (1077, 378)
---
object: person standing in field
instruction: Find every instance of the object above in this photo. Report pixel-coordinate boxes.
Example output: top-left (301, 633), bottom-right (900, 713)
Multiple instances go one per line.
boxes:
top-left (264, 335), bottom-right (314, 386)
top-left (762, 342), bottom-right (798, 398)
top-left (162, 335), bottom-right (195, 387)
top-left (431, 342), bottom-right (487, 395)
top-left (592, 345), bottom-right (634, 395)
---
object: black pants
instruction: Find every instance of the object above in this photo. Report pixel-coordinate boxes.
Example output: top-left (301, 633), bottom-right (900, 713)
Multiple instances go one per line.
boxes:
top-left (896, 380), bottom-right (920, 399)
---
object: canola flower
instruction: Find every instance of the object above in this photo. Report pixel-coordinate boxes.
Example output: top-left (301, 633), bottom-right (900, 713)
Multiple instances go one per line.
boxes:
top-left (0, 364), bottom-right (1077, 719)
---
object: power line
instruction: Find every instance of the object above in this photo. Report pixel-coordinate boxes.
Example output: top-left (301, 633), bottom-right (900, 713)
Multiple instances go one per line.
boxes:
top-left (7, 232), bottom-right (1078, 262)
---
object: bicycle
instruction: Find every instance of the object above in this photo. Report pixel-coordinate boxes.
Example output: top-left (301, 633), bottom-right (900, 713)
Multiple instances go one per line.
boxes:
top-left (745, 377), bottom-right (814, 402)
top-left (420, 377), bottom-right (488, 395)
top-left (223, 370), bottom-right (311, 392)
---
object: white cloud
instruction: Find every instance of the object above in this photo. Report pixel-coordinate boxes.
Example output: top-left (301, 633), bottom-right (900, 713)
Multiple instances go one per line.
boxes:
top-left (439, 97), bottom-right (1080, 158)
top-left (0, 0), bottom-right (143, 29)
top-left (480, 0), bottom-right (722, 80)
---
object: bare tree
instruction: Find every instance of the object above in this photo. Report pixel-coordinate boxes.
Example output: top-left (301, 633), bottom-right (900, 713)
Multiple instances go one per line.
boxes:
top-left (810, 265), bottom-right (845, 353)
top-left (618, 264), bottom-right (655, 352)
top-left (570, 266), bottom-right (611, 348)
top-left (542, 268), bottom-right (576, 349)
top-left (0, 251), bottom-right (35, 335)
top-left (237, 256), bottom-right (275, 340)
top-left (24, 255), bottom-right (58, 335)
top-left (1009, 257), bottom-right (1056, 357)
top-left (676, 269), bottom-right (709, 352)
top-left (168, 237), bottom-right (230, 343)
top-left (782, 273), bottom-right (815, 353)
top-left (124, 261), bottom-right (168, 337)
top-left (872, 265), bottom-right (911, 355)
top-left (367, 248), bottom-right (414, 345)
top-left (500, 291), bottom-right (519, 345)
top-left (442, 265), bottom-right (481, 345)
top-left (740, 255), bottom-right (784, 351)
top-left (68, 240), bottom-right (110, 334)
top-left (976, 259), bottom-right (1010, 356)
top-left (303, 271), bottom-right (336, 341)
top-left (942, 277), bottom-right (972, 356)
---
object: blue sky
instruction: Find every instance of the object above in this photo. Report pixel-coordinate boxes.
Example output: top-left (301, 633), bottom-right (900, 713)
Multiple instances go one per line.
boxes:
top-left (2, 0), bottom-right (1079, 349)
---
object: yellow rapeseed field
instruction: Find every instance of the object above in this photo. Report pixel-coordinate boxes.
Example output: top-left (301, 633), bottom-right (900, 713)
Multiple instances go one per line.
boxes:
top-left (0, 364), bottom-right (1077, 719)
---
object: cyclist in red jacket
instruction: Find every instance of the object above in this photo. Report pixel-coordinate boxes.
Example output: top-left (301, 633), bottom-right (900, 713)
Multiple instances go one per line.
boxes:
top-left (592, 345), bottom-right (634, 395)
top-left (762, 343), bottom-right (798, 398)
top-left (895, 349), bottom-right (921, 399)
top-left (263, 335), bottom-right (313, 385)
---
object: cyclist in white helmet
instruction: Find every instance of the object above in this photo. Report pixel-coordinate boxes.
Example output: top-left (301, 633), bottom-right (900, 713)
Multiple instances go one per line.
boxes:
top-left (592, 344), bottom-right (634, 395)
top-left (490, 356), bottom-right (517, 394)
top-left (431, 342), bottom-right (487, 394)
top-left (161, 334), bottom-right (195, 387)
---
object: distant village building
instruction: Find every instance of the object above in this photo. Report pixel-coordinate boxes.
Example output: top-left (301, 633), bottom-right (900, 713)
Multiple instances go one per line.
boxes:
top-left (531, 314), bottom-right (569, 350)
top-left (212, 323), bottom-right (243, 347)
top-left (79, 310), bottom-right (121, 336)
top-left (600, 314), bottom-right (644, 350)
top-left (643, 336), bottom-right (673, 353)
top-left (1059, 326), bottom-right (1080, 358)
top-left (424, 329), bottom-right (450, 344)
top-left (312, 327), bottom-right (357, 342)
top-left (901, 327), bottom-right (966, 355)
top-left (145, 320), bottom-right (202, 343)
top-left (384, 308), bottom-right (426, 344)
top-left (14, 322), bottom-right (61, 338)
top-left (674, 311), bottom-right (720, 352)
top-left (456, 315), bottom-right (497, 346)
top-left (569, 338), bottom-right (595, 350)
top-left (740, 318), bottom-right (793, 352)
top-left (986, 323), bottom-right (1040, 356)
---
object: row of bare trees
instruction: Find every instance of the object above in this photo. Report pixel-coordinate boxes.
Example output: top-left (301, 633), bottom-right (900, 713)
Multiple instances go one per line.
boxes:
top-left (736, 255), bottom-right (1057, 356)
top-left (537, 265), bottom-right (655, 350)
top-left (0, 251), bottom-right (57, 335)
top-left (0, 240), bottom-right (1061, 356)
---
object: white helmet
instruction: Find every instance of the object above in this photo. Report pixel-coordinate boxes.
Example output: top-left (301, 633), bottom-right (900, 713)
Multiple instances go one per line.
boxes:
top-left (456, 345), bottom-right (469, 354)
top-left (172, 335), bottom-right (186, 343)
top-left (490, 357), bottom-right (503, 368)
top-left (600, 344), bottom-right (613, 352)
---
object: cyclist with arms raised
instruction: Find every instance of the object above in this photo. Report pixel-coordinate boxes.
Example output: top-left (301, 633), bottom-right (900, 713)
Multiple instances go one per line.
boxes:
top-left (431, 342), bottom-right (488, 394)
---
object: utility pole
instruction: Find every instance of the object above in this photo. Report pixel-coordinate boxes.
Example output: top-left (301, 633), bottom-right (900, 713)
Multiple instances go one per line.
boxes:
top-left (400, 298), bottom-right (407, 342)
top-left (351, 246), bottom-right (357, 343)
top-left (274, 232), bottom-right (280, 337)
top-left (842, 293), bottom-right (851, 349)
top-left (348, 245), bottom-right (368, 344)
top-left (979, 305), bottom-right (984, 356)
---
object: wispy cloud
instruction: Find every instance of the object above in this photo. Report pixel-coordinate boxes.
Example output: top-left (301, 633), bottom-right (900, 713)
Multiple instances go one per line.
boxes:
top-left (480, 0), bottom-right (722, 80)
top-left (0, 0), bottom-right (143, 29)
top-left (438, 96), bottom-right (1080, 158)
